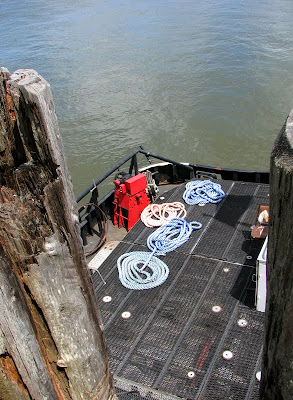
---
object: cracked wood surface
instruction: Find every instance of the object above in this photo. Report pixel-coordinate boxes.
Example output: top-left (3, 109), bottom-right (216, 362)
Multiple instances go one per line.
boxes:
top-left (260, 109), bottom-right (293, 400)
top-left (0, 68), bottom-right (114, 400)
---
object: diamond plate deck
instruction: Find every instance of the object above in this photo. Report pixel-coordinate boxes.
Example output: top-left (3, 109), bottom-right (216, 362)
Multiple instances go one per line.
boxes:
top-left (92, 180), bottom-right (269, 399)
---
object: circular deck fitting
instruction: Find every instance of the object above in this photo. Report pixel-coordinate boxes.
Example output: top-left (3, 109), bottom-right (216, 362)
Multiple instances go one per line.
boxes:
top-left (102, 296), bottom-right (112, 303)
top-left (246, 255), bottom-right (252, 260)
top-left (256, 371), bottom-right (262, 381)
top-left (222, 350), bottom-right (233, 360)
top-left (121, 311), bottom-right (131, 319)
top-left (187, 371), bottom-right (195, 379)
top-left (237, 318), bottom-right (248, 327)
top-left (223, 267), bottom-right (230, 273)
top-left (212, 305), bottom-right (222, 313)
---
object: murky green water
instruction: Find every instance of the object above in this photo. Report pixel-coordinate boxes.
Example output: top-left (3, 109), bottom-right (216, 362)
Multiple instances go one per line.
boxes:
top-left (1, 0), bottom-right (293, 195)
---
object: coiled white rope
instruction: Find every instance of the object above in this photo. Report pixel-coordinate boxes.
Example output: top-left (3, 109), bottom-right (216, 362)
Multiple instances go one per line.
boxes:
top-left (140, 202), bottom-right (186, 227)
top-left (183, 180), bottom-right (225, 205)
top-left (117, 218), bottom-right (202, 290)
top-left (117, 251), bottom-right (169, 290)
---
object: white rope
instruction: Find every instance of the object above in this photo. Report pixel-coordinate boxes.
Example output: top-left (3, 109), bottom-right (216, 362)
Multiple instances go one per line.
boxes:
top-left (140, 202), bottom-right (186, 227)
top-left (117, 251), bottom-right (169, 290)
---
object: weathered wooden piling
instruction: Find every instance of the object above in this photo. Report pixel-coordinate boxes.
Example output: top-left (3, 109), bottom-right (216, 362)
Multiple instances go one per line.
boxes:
top-left (0, 68), bottom-right (115, 400)
top-left (260, 109), bottom-right (293, 399)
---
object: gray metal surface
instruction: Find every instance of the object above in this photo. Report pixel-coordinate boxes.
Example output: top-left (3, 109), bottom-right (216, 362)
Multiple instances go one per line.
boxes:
top-left (92, 180), bottom-right (268, 399)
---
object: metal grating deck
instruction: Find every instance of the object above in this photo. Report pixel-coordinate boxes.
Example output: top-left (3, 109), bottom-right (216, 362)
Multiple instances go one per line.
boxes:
top-left (92, 180), bottom-right (269, 399)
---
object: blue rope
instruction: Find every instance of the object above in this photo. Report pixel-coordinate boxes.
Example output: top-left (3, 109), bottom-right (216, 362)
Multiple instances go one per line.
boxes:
top-left (147, 217), bottom-right (202, 255)
top-left (183, 180), bottom-right (225, 205)
top-left (117, 218), bottom-right (202, 290)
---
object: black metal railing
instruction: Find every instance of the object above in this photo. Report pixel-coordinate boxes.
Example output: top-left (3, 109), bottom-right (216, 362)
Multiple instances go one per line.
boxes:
top-left (76, 146), bottom-right (270, 254)
top-left (76, 147), bottom-right (195, 252)
top-left (76, 146), bottom-right (194, 205)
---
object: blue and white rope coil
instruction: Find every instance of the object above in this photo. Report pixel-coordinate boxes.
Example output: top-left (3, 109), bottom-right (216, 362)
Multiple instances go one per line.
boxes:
top-left (117, 218), bottom-right (202, 290)
top-left (183, 180), bottom-right (225, 205)
top-left (117, 251), bottom-right (169, 290)
top-left (147, 217), bottom-right (202, 255)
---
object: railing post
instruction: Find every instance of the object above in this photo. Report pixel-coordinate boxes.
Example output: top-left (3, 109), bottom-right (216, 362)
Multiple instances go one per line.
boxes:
top-left (260, 110), bottom-right (293, 399)
top-left (129, 154), bottom-right (138, 175)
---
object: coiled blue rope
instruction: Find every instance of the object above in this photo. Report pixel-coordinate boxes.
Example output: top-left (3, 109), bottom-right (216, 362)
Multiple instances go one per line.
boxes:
top-left (183, 180), bottom-right (225, 205)
top-left (117, 218), bottom-right (202, 290)
top-left (147, 217), bottom-right (202, 255)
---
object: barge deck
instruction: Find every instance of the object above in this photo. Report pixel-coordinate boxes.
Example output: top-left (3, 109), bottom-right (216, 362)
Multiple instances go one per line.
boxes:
top-left (91, 178), bottom-right (269, 400)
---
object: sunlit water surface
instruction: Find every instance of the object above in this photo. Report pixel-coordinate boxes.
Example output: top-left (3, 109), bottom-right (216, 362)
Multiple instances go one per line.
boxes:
top-left (1, 0), bottom-right (293, 194)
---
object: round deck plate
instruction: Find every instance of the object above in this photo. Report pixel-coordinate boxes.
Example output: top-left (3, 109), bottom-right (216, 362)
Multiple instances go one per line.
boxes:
top-left (237, 318), bottom-right (248, 327)
top-left (121, 311), bottom-right (131, 319)
top-left (222, 350), bottom-right (233, 360)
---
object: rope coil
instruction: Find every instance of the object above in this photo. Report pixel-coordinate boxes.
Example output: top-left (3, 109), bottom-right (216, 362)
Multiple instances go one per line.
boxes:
top-left (140, 202), bottom-right (186, 227)
top-left (183, 180), bottom-right (225, 205)
top-left (117, 218), bottom-right (202, 290)
top-left (147, 217), bottom-right (202, 255)
top-left (117, 251), bottom-right (169, 290)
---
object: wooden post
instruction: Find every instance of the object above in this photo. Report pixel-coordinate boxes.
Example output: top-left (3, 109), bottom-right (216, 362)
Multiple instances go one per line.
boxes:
top-left (0, 68), bottom-right (115, 400)
top-left (260, 109), bottom-right (293, 399)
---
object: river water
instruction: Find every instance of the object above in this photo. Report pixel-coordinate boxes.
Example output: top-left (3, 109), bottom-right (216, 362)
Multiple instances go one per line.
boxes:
top-left (1, 0), bottom-right (293, 195)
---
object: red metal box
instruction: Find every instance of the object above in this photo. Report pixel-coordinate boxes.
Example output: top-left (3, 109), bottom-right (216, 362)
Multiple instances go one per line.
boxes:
top-left (125, 173), bottom-right (147, 195)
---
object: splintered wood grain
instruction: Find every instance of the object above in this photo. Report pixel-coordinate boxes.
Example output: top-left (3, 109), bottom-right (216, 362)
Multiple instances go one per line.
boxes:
top-left (0, 353), bottom-right (30, 400)
top-left (0, 246), bottom-right (58, 399)
top-left (0, 69), bottom-right (115, 399)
